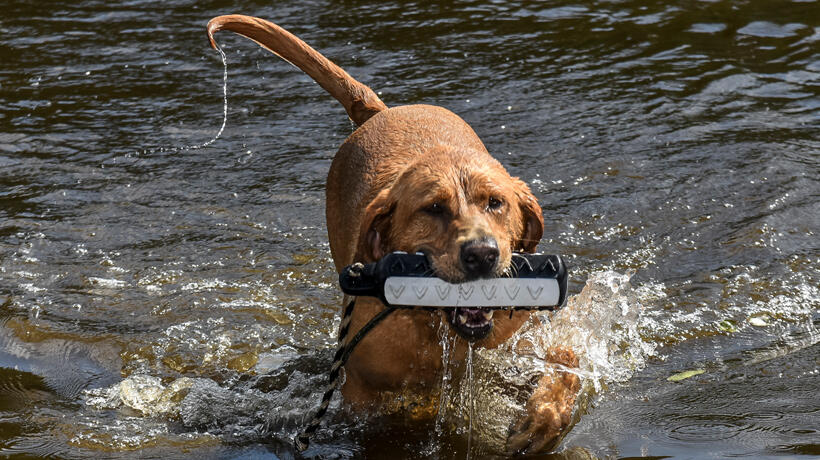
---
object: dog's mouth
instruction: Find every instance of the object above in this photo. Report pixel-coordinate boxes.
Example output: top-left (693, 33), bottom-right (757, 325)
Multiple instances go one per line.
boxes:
top-left (414, 247), bottom-right (500, 340)
top-left (447, 307), bottom-right (493, 340)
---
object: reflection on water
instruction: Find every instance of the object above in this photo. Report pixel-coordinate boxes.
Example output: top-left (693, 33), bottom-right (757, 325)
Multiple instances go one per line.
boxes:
top-left (1, 0), bottom-right (818, 458)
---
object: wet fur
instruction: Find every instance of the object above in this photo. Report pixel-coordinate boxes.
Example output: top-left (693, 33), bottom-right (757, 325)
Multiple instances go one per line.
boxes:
top-left (208, 15), bottom-right (580, 454)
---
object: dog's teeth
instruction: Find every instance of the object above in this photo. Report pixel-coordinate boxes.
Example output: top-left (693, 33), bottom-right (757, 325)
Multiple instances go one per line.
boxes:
top-left (458, 314), bottom-right (467, 325)
top-left (483, 311), bottom-right (493, 321)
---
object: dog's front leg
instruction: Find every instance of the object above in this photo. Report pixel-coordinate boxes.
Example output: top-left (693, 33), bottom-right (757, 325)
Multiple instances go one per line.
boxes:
top-left (505, 346), bottom-right (581, 455)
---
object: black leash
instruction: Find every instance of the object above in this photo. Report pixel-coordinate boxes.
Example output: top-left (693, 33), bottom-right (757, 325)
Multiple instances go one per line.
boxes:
top-left (294, 298), bottom-right (397, 451)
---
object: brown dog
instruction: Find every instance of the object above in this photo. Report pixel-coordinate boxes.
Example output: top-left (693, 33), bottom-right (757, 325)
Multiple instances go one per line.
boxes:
top-left (207, 15), bottom-right (580, 454)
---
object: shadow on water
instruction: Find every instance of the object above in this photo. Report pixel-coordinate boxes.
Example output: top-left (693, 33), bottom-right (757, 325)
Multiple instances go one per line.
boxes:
top-left (1, 0), bottom-right (818, 458)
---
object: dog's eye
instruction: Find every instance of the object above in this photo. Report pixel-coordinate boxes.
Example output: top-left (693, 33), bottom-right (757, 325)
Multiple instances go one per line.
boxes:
top-left (488, 197), bottom-right (503, 211)
top-left (424, 202), bottom-right (446, 215)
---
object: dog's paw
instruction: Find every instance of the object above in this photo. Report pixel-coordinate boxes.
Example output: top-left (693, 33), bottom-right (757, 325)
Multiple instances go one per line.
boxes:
top-left (505, 347), bottom-right (581, 455)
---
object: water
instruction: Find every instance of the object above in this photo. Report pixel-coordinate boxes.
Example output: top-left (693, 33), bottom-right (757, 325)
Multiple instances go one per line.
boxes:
top-left (1, 0), bottom-right (818, 458)
top-left (466, 343), bottom-right (474, 460)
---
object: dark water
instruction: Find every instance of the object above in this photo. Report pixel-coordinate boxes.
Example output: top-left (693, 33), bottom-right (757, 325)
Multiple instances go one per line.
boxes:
top-left (1, 0), bottom-right (818, 458)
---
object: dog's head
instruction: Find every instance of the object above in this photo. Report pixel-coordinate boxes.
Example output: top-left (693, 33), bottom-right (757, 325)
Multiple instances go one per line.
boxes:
top-left (357, 145), bottom-right (543, 340)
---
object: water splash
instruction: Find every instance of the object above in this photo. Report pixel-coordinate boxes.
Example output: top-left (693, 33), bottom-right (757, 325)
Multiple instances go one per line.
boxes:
top-left (465, 341), bottom-right (474, 460)
top-left (435, 319), bottom-right (456, 438)
top-left (433, 270), bottom-right (653, 454)
top-left (135, 45), bottom-right (228, 156)
top-left (81, 355), bottom-right (335, 449)
top-left (530, 271), bottom-right (655, 391)
top-left (70, 266), bottom-right (815, 455)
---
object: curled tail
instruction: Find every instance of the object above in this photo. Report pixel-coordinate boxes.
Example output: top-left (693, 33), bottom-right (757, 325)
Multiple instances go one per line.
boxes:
top-left (207, 14), bottom-right (387, 126)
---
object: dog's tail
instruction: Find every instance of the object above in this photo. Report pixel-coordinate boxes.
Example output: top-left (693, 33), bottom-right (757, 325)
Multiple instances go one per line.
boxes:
top-left (207, 14), bottom-right (387, 126)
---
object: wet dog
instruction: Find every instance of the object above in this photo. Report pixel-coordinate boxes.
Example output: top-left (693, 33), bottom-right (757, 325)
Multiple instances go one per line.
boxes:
top-left (207, 15), bottom-right (580, 454)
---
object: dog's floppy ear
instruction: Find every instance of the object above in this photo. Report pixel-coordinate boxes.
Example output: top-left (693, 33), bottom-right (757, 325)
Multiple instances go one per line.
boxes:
top-left (514, 180), bottom-right (544, 253)
top-left (357, 189), bottom-right (394, 262)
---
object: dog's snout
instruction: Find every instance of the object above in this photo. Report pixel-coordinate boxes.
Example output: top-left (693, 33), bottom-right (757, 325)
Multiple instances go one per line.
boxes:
top-left (460, 238), bottom-right (499, 278)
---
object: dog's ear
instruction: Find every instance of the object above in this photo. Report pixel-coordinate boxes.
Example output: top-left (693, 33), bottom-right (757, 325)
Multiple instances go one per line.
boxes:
top-left (357, 189), bottom-right (394, 262)
top-left (514, 180), bottom-right (544, 253)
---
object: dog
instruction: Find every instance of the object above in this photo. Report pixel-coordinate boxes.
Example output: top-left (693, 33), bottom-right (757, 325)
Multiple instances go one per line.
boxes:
top-left (207, 15), bottom-right (580, 454)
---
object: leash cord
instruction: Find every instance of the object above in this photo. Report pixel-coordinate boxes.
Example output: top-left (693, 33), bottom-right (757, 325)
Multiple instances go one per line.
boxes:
top-left (294, 299), bottom-right (397, 451)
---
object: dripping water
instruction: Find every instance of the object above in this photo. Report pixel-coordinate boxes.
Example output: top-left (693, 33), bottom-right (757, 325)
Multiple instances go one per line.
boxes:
top-left (465, 341), bottom-right (474, 460)
top-left (135, 44), bottom-right (229, 156)
top-left (435, 320), bottom-right (454, 437)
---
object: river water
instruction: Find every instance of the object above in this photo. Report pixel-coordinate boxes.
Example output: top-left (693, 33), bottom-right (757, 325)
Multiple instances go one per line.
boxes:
top-left (1, 0), bottom-right (818, 458)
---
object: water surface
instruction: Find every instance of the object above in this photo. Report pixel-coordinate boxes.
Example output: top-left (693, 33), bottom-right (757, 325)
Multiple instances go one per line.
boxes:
top-left (1, 0), bottom-right (818, 458)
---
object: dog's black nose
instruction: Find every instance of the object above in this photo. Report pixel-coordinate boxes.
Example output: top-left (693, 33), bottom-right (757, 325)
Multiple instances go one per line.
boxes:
top-left (460, 238), bottom-right (499, 278)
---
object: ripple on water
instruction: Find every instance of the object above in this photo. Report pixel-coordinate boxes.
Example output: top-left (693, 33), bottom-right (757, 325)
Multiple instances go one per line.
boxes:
top-left (0, 367), bottom-right (55, 411)
top-left (687, 23), bottom-right (727, 34)
top-left (736, 21), bottom-right (805, 38)
top-left (0, 317), bottom-right (120, 400)
top-left (667, 420), bottom-right (745, 442)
